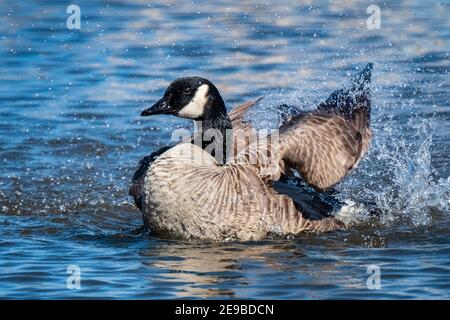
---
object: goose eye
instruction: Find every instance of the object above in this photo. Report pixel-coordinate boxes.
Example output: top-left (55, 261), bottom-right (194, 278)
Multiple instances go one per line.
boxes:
top-left (183, 88), bottom-right (191, 96)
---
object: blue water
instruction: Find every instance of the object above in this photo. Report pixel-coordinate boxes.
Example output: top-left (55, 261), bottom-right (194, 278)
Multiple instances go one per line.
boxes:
top-left (0, 0), bottom-right (449, 299)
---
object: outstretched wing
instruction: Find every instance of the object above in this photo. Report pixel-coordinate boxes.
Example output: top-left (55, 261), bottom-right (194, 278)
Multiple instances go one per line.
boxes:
top-left (278, 112), bottom-right (365, 191)
top-left (234, 63), bottom-right (373, 191)
top-left (229, 96), bottom-right (264, 129)
top-left (279, 64), bottom-right (373, 190)
top-left (228, 97), bottom-right (306, 158)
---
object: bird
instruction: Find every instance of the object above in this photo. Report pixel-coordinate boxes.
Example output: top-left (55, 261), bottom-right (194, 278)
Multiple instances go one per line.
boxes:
top-left (130, 63), bottom-right (373, 241)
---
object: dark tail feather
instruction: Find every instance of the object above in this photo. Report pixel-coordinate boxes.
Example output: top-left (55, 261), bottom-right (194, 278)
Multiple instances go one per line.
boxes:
top-left (317, 63), bottom-right (373, 128)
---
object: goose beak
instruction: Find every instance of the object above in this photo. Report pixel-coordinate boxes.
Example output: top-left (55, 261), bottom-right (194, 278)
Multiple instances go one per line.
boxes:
top-left (141, 97), bottom-right (173, 116)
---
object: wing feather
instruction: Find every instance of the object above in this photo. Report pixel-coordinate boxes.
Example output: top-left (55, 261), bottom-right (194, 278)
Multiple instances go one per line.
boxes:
top-left (278, 112), bottom-right (364, 190)
top-left (234, 63), bottom-right (374, 191)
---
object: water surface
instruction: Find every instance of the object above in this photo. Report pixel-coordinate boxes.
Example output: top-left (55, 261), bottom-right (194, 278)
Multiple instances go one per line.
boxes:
top-left (0, 0), bottom-right (449, 299)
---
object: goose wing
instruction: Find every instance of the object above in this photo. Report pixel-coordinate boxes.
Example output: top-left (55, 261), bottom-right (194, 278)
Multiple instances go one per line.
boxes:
top-left (235, 63), bottom-right (373, 191)
top-left (228, 97), bottom-right (305, 158)
top-left (229, 97), bottom-right (303, 129)
top-left (278, 63), bottom-right (373, 190)
top-left (277, 111), bottom-right (367, 191)
top-left (229, 97), bottom-right (264, 129)
top-left (228, 97), bottom-right (263, 157)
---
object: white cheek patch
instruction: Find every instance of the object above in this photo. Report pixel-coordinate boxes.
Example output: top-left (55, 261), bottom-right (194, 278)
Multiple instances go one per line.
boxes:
top-left (178, 84), bottom-right (209, 119)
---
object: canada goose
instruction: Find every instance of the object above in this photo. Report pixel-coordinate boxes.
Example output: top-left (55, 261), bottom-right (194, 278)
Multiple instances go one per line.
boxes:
top-left (130, 63), bottom-right (373, 241)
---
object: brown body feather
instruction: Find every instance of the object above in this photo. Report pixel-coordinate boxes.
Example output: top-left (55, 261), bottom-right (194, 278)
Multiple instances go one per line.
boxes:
top-left (143, 143), bottom-right (345, 241)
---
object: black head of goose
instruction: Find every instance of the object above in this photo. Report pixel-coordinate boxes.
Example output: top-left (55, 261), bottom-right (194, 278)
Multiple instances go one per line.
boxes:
top-left (141, 77), bottom-right (228, 123)
top-left (131, 64), bottom-right (374, 241)
top-left (141, 77), bottom-right (232, 163)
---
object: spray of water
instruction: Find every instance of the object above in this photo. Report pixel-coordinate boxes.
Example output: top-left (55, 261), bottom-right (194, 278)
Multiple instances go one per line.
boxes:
top-left (337, 113), bottom-right (450, 227)
top-left (251, 68), bottom-right (450, 229)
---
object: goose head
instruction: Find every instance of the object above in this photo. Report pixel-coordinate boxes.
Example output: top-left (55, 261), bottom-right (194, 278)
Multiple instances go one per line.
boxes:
top-left (141, 77), bottom-right (227, 121)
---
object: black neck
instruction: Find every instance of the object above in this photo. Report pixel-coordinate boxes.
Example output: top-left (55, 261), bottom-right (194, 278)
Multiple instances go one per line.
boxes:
top-left (201, 112), bottom-right (232, 132)
top-left (191, 96), bottom-right (232, 164)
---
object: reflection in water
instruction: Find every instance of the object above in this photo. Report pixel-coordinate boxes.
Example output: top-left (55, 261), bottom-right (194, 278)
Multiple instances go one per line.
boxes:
top-left (138, 238), bottom-right (381, 298)
top-left (141, 241), bottom-right (307, 298)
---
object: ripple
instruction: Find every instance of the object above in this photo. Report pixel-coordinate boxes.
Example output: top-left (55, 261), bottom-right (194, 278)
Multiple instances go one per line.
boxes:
top-left (0, 0), bottom-right (449, 299)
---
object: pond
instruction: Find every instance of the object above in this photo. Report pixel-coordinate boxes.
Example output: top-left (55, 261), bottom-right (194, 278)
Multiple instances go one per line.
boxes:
top-left (0, 0), bottom-right (449, 299)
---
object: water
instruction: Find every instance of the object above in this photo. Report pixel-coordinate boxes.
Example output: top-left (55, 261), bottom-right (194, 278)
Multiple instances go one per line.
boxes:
top-left (0, 0), bottom-right (449, 299)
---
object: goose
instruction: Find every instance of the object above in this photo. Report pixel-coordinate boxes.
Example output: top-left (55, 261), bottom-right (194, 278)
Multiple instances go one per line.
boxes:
top-left (130, 63), bottom-right (373, 241)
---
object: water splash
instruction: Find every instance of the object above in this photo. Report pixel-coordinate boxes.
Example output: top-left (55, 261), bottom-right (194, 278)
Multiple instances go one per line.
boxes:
top-left (336, 108), bottom-right (450, 228)
top-left (247, 67), bottom-right (450, 229)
